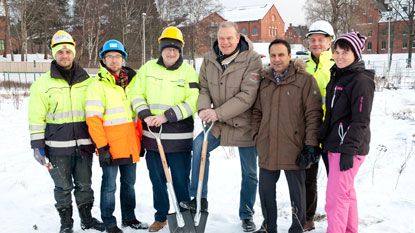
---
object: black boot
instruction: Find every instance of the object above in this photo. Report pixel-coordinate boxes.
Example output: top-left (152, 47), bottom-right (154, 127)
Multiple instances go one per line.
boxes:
top-left (78, 203), bottom-right (105, 232)
top-left (57, 207), bottom-right (74, 233)
top-left (179, 198), bottom-right (208, 211)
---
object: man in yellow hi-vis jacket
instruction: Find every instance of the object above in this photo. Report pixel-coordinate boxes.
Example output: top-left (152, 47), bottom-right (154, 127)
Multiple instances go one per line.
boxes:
top-left (126, 26), bottom-right (199, 232)
top-left (303, 20), bottom-right (336, 231)
top-left (28, 30), bottom-right (104, 233)
top-left (85, 39), bottom-right (148, 233)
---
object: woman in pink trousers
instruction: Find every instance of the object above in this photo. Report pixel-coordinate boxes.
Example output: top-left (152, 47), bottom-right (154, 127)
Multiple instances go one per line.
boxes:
top-left (319, 31), bottom-right (375, 233)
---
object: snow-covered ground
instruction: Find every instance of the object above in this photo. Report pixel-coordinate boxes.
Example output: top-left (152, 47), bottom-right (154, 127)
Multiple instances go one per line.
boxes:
top-left (1, 87), bottom-right (415, 232)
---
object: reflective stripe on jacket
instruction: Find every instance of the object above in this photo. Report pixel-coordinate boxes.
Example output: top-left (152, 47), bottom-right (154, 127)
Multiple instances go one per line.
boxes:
top-left (126, 59), bottom-right (199, 153)
top-left (86, 66), bottom-right (141, 164)
top-left (305, 49), bottom-right (334, 106)
top-left (28, 61), bottom-right (94, 155)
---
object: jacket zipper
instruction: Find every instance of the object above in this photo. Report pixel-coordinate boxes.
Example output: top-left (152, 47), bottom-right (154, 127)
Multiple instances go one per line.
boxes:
top-left (338, 122), bottom-right (350, 145)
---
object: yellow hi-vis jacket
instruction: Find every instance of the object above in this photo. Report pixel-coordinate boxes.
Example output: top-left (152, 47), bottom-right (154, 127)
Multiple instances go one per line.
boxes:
top-left (85, 66), bottom-right (141, 164)
top-left (126, 59), bottom-right (199, 153)
top-left (28, 61), bottom-right (94, 155)
top-left (305, 49), bottom-right (335, 110)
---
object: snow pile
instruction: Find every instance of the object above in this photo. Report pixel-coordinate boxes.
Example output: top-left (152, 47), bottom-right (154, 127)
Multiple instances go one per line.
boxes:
top-left (0, 89), bottom-right (415, 232)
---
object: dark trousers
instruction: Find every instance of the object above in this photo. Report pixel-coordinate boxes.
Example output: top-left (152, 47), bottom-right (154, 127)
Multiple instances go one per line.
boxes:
top-left (48, 152), bottom-right (94, 210)
top-left (146, 150), bottom-right (191, 222)
top-left (100, 163), bottom-right (137, 228)
top-left (305, 152), bottom-right (329, 221)
top-left (259, 168), bottom-right (306, 233)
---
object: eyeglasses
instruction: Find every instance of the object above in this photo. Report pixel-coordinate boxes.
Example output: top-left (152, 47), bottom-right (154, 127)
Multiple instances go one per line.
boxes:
top-left (105, 54), bottom-right (123, 60)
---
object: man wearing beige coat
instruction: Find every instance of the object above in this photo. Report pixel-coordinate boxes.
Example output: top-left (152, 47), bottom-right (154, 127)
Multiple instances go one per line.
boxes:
top-left (180, 21), bottom-right (262, 232)
top-left (252, 39), bottom-right (322, 233)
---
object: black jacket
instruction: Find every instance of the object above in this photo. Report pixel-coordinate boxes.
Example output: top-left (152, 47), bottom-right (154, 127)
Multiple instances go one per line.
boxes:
top-left (320, 61), bottom-right (375, 155)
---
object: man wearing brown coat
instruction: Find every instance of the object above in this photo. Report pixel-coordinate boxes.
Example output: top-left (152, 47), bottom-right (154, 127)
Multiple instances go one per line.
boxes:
top-left (180, 21), bottom-right (262, 232)
top-left (252, 39), bottom-right (322, 233)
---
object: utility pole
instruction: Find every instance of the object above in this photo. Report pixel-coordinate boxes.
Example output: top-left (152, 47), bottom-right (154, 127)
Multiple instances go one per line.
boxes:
top-left (142, 12), bottom-right (146, 65)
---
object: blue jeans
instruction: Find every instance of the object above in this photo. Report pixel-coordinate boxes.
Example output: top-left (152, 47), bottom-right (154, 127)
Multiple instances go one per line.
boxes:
top-left (146, 150), bottom-right (191, 222)
top-left (189, 132), bottom-right (258, 220)
top-left (100, 163), bottom-right (137, 228)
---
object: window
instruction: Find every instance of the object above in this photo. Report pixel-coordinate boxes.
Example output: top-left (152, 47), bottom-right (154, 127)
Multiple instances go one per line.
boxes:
top-left (412, 40), bottom-right (415, 48)
top-left (403, 40), bottom-right (408, 49)
top-left (381, 40), bottom-right (386, 50)
top-left (252, 27), bottom-right (258, 35)
top-left (367, 41), bottom-right (372, 50)
top-left (272, 15), bottom-right (276, 21)
top-left (0, 40), bottom-right (4, 51)
top-left (241, 27), bottom-right (248, 35)
top-left (367, 30), bottom-right (372, 37)
top-left (368, 16), bottom-right (373, 23)
top-left (382, 29), bottom-right (387, 36)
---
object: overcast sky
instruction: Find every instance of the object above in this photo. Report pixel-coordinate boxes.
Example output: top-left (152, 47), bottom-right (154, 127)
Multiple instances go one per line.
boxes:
top-left (218, 0), bottom-right (307, 28)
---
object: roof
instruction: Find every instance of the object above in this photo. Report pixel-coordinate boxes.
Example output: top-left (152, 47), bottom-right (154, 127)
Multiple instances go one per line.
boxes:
top-left (220, 4), bottom-right (272, 22)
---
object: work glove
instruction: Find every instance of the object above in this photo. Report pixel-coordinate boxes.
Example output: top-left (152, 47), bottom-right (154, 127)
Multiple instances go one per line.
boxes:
top-left (140, 147), bottom-right (146, 157)
top-left (296, 145), bottom-right (320, 169)
top-left (340, 153), bottom-right (354, 171)
top-left (98, 146), bottom-right (112, 166)
top-left (33, 148), bottom-right (47, 165)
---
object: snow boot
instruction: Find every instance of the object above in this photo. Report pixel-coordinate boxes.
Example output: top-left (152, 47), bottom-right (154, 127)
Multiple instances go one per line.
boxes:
top-left (57, 207), bottom-right (74, 233)
top-left (122, 219), bottom-right (149, 229)
top-left (107, 226), bottom-right (123, 233)
top-left (180, 197), bottom-right (208, 212)
top-left (242, 219), bottom-right (256, 232)
top-left (78, 202), bottom-right (105, 232)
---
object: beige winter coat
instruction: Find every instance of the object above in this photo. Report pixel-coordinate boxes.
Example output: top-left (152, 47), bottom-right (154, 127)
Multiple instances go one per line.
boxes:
top-left (252, 60), bottom-right (323, 170)
top-left (198, 35), bottom-right (262, 146)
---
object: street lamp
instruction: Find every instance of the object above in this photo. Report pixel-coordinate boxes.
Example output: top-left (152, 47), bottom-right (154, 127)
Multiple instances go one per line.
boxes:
top-left (142, 12), bottom-right (146, 65)
top-left (387, 8), bottom-right (392, 79)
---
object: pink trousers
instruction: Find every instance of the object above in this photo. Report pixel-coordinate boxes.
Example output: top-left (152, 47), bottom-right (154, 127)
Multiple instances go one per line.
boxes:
top-left (325, 152), bottom-right (365, 233)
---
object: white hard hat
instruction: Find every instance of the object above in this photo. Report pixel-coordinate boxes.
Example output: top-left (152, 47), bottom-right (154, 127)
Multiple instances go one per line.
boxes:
top-left (306, 20), bottom-right (335, 39)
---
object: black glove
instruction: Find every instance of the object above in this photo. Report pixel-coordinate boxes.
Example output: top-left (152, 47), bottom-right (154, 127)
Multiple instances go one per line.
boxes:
top-left (98, 145), bottom-right (112, 166)
top-left (140, 147), bottom-right (146, 157)
top-left (296, 153), bottom-right (309, 169)
top-left (309, 146), bottom-right (321, 164)
top-left (340, 153), bottom-right (354, 171)
top-left (296, 145), bottom-right (320, 169)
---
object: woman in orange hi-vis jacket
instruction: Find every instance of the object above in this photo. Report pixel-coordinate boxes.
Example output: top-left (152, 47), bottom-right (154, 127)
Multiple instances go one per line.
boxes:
top-left (85, 39), bottom-right (148, 233)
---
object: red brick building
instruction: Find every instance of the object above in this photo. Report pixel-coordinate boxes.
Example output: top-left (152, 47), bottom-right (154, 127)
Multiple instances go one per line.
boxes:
top-left (182, 13), bottom-right (226, 57)
top-left (343, 0), bottom-right (415, 55)
top-left (220, 4), bottom-right (285, 42)
top-left (285, 23), bottom-right (308, 45)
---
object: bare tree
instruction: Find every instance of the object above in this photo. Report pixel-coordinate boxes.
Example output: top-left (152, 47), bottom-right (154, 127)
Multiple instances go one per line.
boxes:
top-left (304, 0), bottom-right (363, 35)
top-left (9, 0), bottom-right (48, 61)
top-left (387, 0), bottom-right (415, 68)
top-left (157, 0), bottom-right (222, 64)
top-left (74, 0), bottom-right (106, 67)
top-left (2, 0), bottom-right (13, 60)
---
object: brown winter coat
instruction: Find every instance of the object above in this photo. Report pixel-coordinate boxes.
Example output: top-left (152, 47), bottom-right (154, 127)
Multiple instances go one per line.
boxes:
top-left (198, 35), bottom-right (262, 146)
top-left (252, 60), bottom-right (323, 170)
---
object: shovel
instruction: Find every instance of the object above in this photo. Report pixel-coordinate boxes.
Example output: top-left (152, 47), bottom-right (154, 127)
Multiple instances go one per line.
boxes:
top-left (192, 121), bottom-right (214, 232)
top-left (147, 125), bottom-right (196, 233)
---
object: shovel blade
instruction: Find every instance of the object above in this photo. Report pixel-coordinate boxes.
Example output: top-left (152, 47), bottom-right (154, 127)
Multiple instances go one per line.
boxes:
top-left (167, 210), bottom-right (196, 233)
top-left (194, 211), bottom-right (209, 233)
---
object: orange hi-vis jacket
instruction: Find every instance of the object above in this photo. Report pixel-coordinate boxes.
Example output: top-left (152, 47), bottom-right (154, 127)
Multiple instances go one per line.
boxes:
top-left (85, 66), bottom-right (142, 164)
